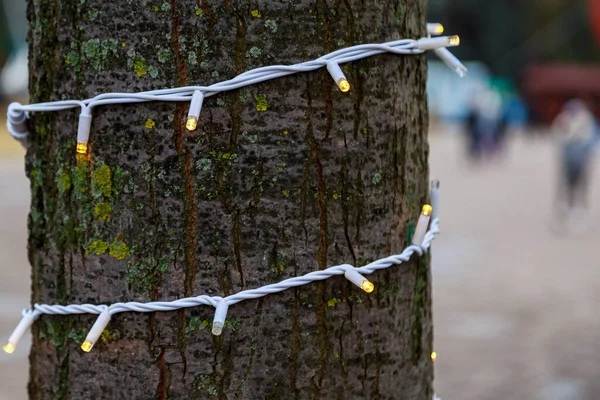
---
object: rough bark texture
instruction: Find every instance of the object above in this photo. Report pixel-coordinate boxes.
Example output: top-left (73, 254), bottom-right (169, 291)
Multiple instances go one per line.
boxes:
top-left (25, 0), bottom-right (431, 399)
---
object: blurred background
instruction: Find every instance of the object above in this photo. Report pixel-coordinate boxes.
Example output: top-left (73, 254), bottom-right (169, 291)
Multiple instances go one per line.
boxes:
top-left (1, 0), bottom-right (600, 399)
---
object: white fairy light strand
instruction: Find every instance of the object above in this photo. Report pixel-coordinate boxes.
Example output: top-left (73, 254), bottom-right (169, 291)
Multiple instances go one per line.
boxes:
top-left (6, 23), bottom-right (465, 151)
top-left (3, 203), bottom-right (439, 354)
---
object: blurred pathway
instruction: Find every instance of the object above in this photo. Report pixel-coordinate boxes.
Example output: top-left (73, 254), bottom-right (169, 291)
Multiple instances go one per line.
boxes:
top-left (431, 130), bottom-right (600, 400)
top-left (0, 156), bottom-right (30, 400)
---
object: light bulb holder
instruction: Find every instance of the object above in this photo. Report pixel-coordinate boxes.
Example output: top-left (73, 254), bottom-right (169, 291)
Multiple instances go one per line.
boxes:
top-left (212, 300), bottom-right (229, 336)
top-left (412, 204), bottom-right (432, 246)
top-left (186, 90), bottom-right (204, 131)
top-left (326, 61), bottom-right (350, 92)
top-left (3, 311), bottom-right (38, 354)
top-left (81, 310), bottom-right (111, 352)
top-left (434, 48), bottom-right (467, 78)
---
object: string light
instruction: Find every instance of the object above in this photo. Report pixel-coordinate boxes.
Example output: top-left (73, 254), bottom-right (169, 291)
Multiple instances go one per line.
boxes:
top-left (3, 310), bottom-right (39, 354)
top-left (412, 204), bottom-right (432, 246)
top-left (431, 351), bottom-right (437, 362)
top-left (3, 194), bottom-right (440, 353)
top-left (81, 310), bottom-right (111, 352)
top-left (5, 24), bottom-right (464, 153)
top-left (425, 22), bottom-right (467, 77)
top-left (326, 61), bottom-right (351, 92)
top-left (186, 90), bottom-right (204, 131)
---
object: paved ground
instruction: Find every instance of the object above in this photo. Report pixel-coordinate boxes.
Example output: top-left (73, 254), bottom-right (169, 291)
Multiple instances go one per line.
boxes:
top-left (430, 130), bottom-right (600, 400)
top-left (1, 126), bottom-right (599, 399)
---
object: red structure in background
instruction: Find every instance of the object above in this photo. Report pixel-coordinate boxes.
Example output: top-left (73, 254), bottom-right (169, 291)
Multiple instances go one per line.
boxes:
top-left (520, 0), bottom-right (600, 124)
top-left (590, 0), bottom-right (600, 46)
top-left (522, 65), bottom-right (600, 124)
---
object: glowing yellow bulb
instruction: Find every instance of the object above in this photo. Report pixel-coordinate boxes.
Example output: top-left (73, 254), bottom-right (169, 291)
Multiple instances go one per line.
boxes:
top-left (81, 341), bottom-right (93, 352)
top-left (448, 35), bottom-right (460, 46)
top-left (431, 351), bottom-right (437, 361)
top-left (3, 342), bottom-right (15, 354)
top-left (76, 142), bottom-right (88, 154)
top-left (434, 25), bottom-right (444, 34)
top-left (360, 280), bottom-right (375, 293)
top-left (186, 118), bottom-right (197, 131)
top-left (338, 79), bottom-right (350, 92)
top-left (422, 204), bottom-right (433, 216)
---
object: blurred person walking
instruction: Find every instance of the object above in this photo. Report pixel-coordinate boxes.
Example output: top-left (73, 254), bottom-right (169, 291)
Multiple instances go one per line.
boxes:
top-left (465, 86), bottom-right (503, 162)
top-left (553, 99), bottom-right (598, 233)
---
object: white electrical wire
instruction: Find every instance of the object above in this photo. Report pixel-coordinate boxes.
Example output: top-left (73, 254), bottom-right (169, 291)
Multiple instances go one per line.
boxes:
top-left (4, 214), bottom-right (439, 353)
top-left (6, 29), bottom-right (464, 147)
top-left (4, 24), bottom-right (455, 357)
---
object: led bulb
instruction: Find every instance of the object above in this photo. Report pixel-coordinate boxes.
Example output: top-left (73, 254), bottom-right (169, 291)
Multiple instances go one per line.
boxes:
top-left (431, 351), bottom-right (437, 361)
top-left (426, 23), bottom-right (444, 36)
top-left (448, 35), bottom-right (460, 46)
top-left (186, 117), bottom-right (198, 131)
top-left (3, 342), bottom-right (15, 354)
top-left (3, 311), bottom-right (38, 355)
top-left (186, 90), bottom-right (204, 132)
top-left (345, 268), bottom-right (375, 293)
top-left (422, 204), bottom-right (433, 216)
top-left (81, 310), bottom-right (111, 353)
top-left (361, 280), bottom-right (375, 293)
top-left (326, 61), bottom-right (350, 93)
top-left (212, 300), bottom-right (229, 336)
top-left (338, 79), bottom-right (350, 92)
top-left (76, 142), bottom-right (88, 154)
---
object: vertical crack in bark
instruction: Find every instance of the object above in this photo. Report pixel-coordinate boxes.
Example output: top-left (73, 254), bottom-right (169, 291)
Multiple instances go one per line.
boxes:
top-left (374, 333), bottom-right (381, 399)
top-left (337, 318), bottom-right (347, 375)
top-left (170, 0), bottom-right (196, 299)
top-left (224, 11), bottom-right (247, 290)
top-left (232, 211), bottom-right (245, 288)
top-left (229, 12), bottom-right (246, 150)
top-left (340, 163), bottom-right (356, 266)
top-left (177, 309), bottom-right (189, 381)
top-left (155, 347), bottom-right (170, 400)
top-left (289, 288), bottom-right (300, 399)
top-left (169, 2), bottom-right (194, 390)
top-left (218, 340), bottom-right (234, 398)
top-left (305, 76), bottom-right (329, 399)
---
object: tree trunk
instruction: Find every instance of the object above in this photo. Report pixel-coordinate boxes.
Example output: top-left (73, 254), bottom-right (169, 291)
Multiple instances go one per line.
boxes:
top-left (25, 0), bottom-right (431, 398)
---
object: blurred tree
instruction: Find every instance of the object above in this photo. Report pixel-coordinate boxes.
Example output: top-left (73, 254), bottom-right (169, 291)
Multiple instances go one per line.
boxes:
top-left (25, 0), bottom-right (433, 399)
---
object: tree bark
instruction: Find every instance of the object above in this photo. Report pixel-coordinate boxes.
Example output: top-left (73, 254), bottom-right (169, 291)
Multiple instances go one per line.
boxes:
top-left (25, 0), bottom-right (431, 399)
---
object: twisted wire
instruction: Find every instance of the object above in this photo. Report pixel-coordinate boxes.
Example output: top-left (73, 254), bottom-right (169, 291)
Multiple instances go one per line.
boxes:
top-left (4, 37), bottom-right (448, 141)
top-left (22, 218), bottom-right (438, 318)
